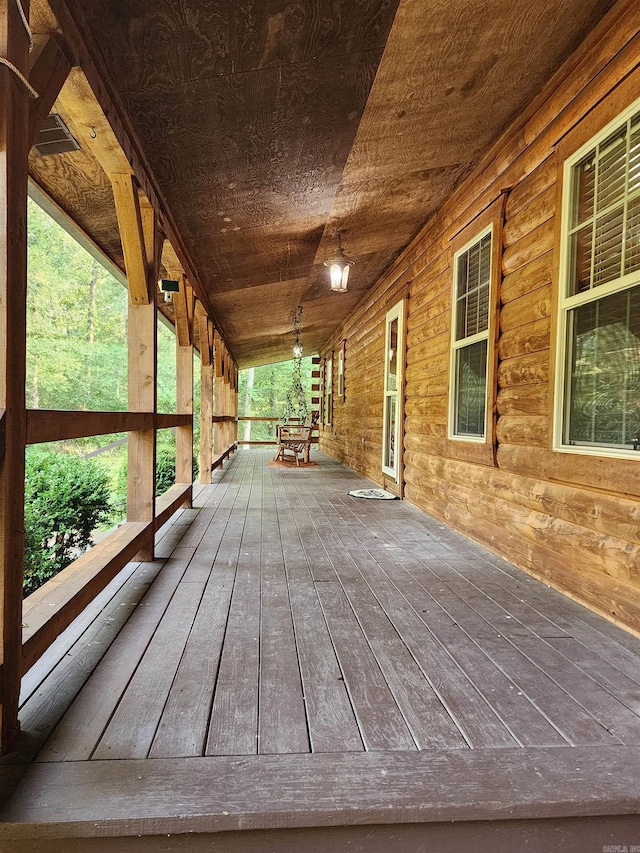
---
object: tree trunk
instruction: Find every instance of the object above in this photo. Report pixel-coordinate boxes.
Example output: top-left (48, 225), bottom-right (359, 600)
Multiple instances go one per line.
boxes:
top-left (87, 260), bottom-right (99, 344)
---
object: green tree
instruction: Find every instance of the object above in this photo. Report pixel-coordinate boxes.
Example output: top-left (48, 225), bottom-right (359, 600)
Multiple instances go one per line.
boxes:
top-left (26, 197), bottom-right (128, 413)
top-left (238, 357), bottom-right (313, 440)
top-left (23, 448), bottom-right (112, 596)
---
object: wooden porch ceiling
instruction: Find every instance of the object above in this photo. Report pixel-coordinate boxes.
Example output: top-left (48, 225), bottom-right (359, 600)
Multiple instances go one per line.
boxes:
top-left (29, 0), bottom-right (616, 367)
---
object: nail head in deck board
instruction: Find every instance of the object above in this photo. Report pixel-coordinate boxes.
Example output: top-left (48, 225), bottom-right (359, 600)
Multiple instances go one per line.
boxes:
top-left (316, 582), bottom-right (416, 751)
top-left (3, 747), bottom-right (640, 836)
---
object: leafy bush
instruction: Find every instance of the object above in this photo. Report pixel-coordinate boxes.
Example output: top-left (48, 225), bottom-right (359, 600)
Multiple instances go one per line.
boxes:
top-left (23, 448), bottom-right (112, 596)
top-left (156, 445), bottom-right (177, 495)
top-left (113, 436), bottom-right (199, 514)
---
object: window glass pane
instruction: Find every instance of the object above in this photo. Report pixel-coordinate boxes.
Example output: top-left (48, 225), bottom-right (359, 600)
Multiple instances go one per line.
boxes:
top-left (572, 153), bottom-right (596, 227)
top-left (456, 253), bottom-right (469, 299)
top-left (387, 317), bottom-right (398, 392)
top-left (455, 233), bottom-right (491, 341)
top-left (625, 195), bottom-right (640, 274)
top-left (456, 295), bottom-right (467, 339)
top-left (593, 206), bottom-right (624, 287)
top-left (568, 224), bottom-right (593, 295)
top-left (454, 339), bottom-right (488, 437)
top-left (566, 284), bottom-right (640, 447)
top-left (384, 395), bottom-right (397, 470)
top-left (628, 121), bottom-right (640, 195)
top-left (597, 128), bottom-right (627, 211)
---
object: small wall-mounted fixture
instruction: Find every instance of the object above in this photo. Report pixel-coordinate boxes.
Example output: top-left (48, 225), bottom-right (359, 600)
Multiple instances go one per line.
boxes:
top-left (323, 234), bottom-right (354, 293)
top-left (159, 278), bottom-right (180, 303)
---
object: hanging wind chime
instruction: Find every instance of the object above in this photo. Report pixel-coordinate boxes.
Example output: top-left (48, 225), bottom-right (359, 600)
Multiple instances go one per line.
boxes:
top-left (281, 305), bottom-right (308, 423)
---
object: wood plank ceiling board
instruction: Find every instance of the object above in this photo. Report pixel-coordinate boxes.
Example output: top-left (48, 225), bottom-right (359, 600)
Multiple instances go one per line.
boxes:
top-left (27, 0), bottom-right (618, 367)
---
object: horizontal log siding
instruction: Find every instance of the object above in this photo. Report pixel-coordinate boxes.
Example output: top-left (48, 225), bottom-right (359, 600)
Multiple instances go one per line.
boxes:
top-left (319, 3), bottom-right (640, 635)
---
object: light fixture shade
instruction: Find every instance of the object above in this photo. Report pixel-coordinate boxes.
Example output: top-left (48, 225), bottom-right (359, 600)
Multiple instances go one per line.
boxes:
top-left (324, 240), bottom-right (354, 293)
top-left (293, 343), bottom-right (303, 357)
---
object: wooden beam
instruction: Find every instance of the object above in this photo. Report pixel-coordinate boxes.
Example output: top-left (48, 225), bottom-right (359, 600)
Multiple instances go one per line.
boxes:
top-left (27, 35), bottom-right (72, 149)
top-left (127, 284), bottom-right (157, 560)
top-left (0, 0), bottom-right (31, 753)
top-left (199, 359), bottom-right (213, 484)
top-left (111, 173), bottom-right (149, 305)
top-left (214, 332), bottom-right (226, 457)
top-left (198, 313), bottom-right (211, 367)
top-left (173, 274), bottom-right (191, 347)
top-left (55, 66), bottom-right (132, 175)
top-left (176, 334), bottom-right (193, 494)
top-left (139, 197), bottom-right (161, 298)
top-left (47, 6), bottom-right (227, 339)
top-left (21, 522), bottom-right (151, 675)
top-left (154, 483), bottom-right (192, 530)
top-left (25, 407), bottom-right (191, 445)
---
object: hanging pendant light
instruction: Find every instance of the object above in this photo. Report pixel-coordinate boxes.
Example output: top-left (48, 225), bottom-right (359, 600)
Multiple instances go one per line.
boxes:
top-left (323, 234), bottom-right (354, 293)
top-left (292, 305), bottom-right (303, 358)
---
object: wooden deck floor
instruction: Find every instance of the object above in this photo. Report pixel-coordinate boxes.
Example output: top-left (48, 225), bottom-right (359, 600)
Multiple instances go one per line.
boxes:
top-left (2, 447), bottom-right (640, 849)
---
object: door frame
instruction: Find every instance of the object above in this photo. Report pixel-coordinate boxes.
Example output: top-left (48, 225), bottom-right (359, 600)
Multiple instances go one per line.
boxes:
top-left (381, 291), bottom-right (408, 496)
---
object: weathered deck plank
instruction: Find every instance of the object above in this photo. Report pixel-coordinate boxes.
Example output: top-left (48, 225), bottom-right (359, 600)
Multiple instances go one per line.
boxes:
top-left (8, 448), bottom-right (640, 769)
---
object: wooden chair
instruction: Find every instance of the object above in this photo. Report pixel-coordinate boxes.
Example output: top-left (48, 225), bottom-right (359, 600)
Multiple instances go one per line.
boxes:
top-left (274, 425), bottom-right (312, 466)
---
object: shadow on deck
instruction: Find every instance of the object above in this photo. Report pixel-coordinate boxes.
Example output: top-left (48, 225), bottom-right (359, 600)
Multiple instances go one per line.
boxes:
top-left (1, 448), bottom-right (640, 850)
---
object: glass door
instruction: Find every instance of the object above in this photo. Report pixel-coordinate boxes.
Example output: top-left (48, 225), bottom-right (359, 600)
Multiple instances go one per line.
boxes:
top-left (382, 300), bottom-right (404, 481)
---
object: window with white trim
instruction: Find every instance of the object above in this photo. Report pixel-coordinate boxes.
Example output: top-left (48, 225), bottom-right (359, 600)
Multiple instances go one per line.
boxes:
top-left (324, 354), bottom-right (332, 427)
top-left (449, 228), bottom-right (492, 440)
top-left (556, 104), bottom-right (640, 456)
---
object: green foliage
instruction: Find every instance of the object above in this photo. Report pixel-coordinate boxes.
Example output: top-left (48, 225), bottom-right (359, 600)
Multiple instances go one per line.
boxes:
top-left (23, 448), bottom-right (112, 596)
top-left (238, 358), bottom-right (313, 441)
top-left (27, 199), bottom-right (128, 412)
top-left (156, 445), bottom-right (177, 495)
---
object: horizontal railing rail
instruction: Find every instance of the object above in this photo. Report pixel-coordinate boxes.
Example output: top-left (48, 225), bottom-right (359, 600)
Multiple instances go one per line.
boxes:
top-left (19, 411), bottom-right (237, 680)
top-left (26, 409), bottom-right (191, 444)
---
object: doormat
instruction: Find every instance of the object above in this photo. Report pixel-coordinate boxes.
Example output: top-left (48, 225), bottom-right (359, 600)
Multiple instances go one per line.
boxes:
top-left (348, 488), bottom-right (398, 500)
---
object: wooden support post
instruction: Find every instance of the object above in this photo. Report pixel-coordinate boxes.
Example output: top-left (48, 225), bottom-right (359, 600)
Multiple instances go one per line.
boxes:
top-left (125, 198), bottom-right (157, 561)
top-left (199, 351), bottom-right (213, 484)
top-left (213, 331), bottom-right (226, 457)
top-left (176, 332), bottom-right (193, 499)
top-left (0, 0), bottom-right (31, 753)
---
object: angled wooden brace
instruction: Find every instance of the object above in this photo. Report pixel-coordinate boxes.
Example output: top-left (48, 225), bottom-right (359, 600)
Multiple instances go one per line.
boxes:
top-left (111, 173), bottom-right (149, 305)
top-left (173, 274), bottom-right (192, 347)
top-left (196, 304), bottom-right (212, 366)
top-left (28, 36), bottom-right (73, 149)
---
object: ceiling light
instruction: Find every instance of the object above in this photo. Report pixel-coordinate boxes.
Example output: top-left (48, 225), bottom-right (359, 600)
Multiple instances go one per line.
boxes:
top-left (323, 235), bottom-right (354, 293)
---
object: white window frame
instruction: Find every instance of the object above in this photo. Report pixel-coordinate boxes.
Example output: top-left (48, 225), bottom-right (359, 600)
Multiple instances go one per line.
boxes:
top-left (381, 299), bottom-right (404, 480)
top-left (554, 97), bottom-right (640, 460)
top-left (324, 353), bottom-right (333, 428)
top-left (448, 224), bottom-right (493, 443)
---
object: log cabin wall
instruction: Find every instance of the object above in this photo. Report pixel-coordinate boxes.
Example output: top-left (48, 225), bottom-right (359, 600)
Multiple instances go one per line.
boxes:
top-left (319, 2), bottom-right (640, 635)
